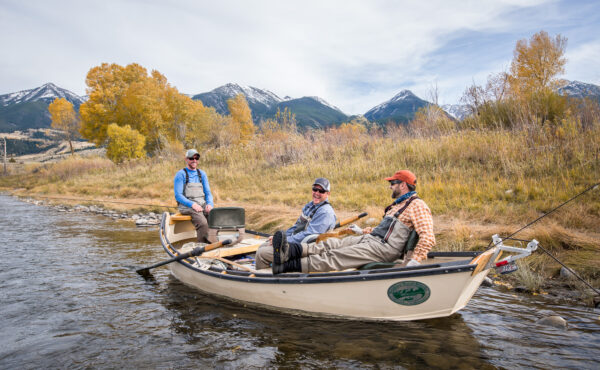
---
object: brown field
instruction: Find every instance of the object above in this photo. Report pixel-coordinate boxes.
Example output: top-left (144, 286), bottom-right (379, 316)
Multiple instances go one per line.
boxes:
top-left (1, 125), bottom-right (599, 293)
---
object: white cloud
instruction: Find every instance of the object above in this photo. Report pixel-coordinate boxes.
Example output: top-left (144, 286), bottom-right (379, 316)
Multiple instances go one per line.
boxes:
top-left (1, 0), bottom-right (598, 114)
top-left (565, 40), bottom-right (600, 84)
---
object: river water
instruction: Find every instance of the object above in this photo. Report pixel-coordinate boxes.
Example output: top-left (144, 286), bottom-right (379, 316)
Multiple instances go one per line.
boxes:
top-left (1, 194), bottom-right (598, 369)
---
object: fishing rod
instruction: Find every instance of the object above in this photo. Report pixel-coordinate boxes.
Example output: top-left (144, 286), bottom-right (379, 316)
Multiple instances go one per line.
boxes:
top-left (487, 182), bottom-right (599, 249)
top-left (487, 182), bottom-right (600, 300)
top-left (32, 195), bottom-right (177, 209)
top-left (504, 237), bottom-right (600, 297)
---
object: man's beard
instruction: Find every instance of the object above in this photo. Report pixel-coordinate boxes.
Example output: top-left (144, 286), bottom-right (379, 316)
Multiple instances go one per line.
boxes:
top-left (391, 189), bottom-right (401, 198)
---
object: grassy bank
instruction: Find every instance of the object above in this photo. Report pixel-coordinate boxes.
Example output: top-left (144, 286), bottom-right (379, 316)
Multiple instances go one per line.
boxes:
top-left (1, 125), bottom-right (599, 292)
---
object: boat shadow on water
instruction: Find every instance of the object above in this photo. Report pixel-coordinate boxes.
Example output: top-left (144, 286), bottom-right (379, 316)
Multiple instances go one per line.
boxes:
top-left (161, 276), bottom-right (495, 368)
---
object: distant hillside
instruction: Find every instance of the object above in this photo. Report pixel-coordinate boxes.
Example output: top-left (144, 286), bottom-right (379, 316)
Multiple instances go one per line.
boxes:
top-left (0, 83), bottom-right (85, 133)
top-left (441, 104), bottom-right (470, 121)
top-left (557, 80), bottom-right (600, 103)
top-left (270, 97), bottom-right (348, 129)
top-left (364, 90), bottom-right (430, 124)
top-left (192, 83), bottom-right (348, 129)
top-left (192, 83), bottom-right (282, 122)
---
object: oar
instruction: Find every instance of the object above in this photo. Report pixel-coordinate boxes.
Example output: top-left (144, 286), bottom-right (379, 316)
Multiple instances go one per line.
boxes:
top-left (207, 212), bottom-right (370, 259)
top-left (334, 212), bottom-right (368, 229)
top-left (247, 212), bottom-right (369, 238)
top-left (316, 212), bottom-right (368, 243)
top-left (136, 239), bottom-right (233, 276)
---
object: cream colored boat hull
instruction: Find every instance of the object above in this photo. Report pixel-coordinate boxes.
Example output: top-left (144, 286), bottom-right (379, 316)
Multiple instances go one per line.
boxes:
top-left (161, 212), bottom-right (492, 321)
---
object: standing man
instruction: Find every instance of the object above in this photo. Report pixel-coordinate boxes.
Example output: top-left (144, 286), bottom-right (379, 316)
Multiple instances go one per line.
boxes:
top-left (271, 170), bottom-right (435, 274)
top-left (174, 149), bottom-right (214, 243)
top-left (255, 178), bottom-right (336, 270)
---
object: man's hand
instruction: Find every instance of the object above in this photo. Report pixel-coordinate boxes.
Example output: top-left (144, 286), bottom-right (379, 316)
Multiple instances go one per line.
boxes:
top-left (362, 226), bottom-right (373, 234)
top-left (191, 203), bottom-right (203, 213)
top-left (205, 204), bottom-right (213, 213)
top-left (348, 224), bottom-right (363, 235)
top-left (400, 259), bottom-right (420, 267)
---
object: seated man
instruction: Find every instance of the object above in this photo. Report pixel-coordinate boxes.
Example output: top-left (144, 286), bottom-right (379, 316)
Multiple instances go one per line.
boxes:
top-left (255, 178), bottom-right (336, 270)
top-left (271, 170), bottom-right (435, 274)
top-left (174, 149), bottom-right (214, 243)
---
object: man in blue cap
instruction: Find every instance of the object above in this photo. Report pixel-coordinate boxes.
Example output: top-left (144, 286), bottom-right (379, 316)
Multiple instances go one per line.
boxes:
top-left (173, 149), bottom-right (214, 243)
top-left (255, 177), bottom-right (336, 269)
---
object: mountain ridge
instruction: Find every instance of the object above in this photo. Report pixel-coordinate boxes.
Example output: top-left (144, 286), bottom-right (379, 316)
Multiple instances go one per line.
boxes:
top-left (2, 80), bottom-right (599, 134)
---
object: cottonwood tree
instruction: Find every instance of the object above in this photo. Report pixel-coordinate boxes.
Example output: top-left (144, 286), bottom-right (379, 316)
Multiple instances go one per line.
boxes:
top-left (226, 94), bottom-right (255, 144)
top-left (508, 30), bottom-right (567, 97)
top-left (105, 123), bottom-right (146, 163)
top-left (48, 98), bottom-right (80, 155)
top-left (79, 63), bottom-right (217, 154)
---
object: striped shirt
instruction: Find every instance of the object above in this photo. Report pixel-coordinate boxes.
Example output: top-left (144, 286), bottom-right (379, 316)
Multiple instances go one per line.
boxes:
top-left (385, 196), bottom-right (435, 262)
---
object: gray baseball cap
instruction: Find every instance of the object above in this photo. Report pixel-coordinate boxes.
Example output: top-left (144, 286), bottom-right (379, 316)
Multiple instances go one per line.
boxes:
top-left (313, 177), bottom-right (331, 192)
top-left (186, 149), bottom-right (199, 158)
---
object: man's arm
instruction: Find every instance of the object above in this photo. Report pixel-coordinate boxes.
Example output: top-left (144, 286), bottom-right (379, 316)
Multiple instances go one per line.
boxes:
top-left (199, 170), bottom-right (214, 207)
top-left (174, 170), bottom-right (194, 208)
top-left (408, 200), bottom-right (435, 262)
top-left (287, 205), bottom-right (336, 244)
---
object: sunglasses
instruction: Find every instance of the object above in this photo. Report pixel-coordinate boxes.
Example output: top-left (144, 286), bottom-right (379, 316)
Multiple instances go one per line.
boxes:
top-left (187, 156), bottom-right (200, 161)
top-left (389, 180), bottom-right (404, 185)
top-left (312, 187), bottom-right (327, 194)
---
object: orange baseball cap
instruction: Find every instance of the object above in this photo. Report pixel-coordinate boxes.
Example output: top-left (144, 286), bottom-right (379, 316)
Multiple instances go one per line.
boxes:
top-left (385, 170), bottom-right (417, 186)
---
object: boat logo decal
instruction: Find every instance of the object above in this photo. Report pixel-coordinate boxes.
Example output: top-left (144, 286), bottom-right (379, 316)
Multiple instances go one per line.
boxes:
top-left (387, 281), bottom-right (430, 306)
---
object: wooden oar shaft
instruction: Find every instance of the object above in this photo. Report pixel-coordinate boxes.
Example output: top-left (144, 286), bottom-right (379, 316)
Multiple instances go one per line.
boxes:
top-left (316, 212), bottom-right (368, 243)
top-left (334, 212), bottom-right (368, 229)
top-left (137, 239), bottom-right (232, 275)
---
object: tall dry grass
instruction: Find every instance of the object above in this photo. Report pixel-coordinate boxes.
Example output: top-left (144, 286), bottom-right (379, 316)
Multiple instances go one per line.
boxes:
top-left (2, 115), bottom-right (599, 283)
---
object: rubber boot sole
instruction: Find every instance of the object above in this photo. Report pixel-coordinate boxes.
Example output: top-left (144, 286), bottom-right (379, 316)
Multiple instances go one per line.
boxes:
top-left (272, 231), bottom-right (286, 273)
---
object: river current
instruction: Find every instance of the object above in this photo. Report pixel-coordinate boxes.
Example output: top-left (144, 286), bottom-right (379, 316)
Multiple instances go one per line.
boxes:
top-left (0, 194), bottom-right (598, 368)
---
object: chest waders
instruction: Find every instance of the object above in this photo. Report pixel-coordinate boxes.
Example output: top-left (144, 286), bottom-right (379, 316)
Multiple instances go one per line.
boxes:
top-left (370, 196), bottom-right (418, 257)
top-left (178, 169), bottom-right (207, 214)
top-left (292, 201), bottom-right (330, 235)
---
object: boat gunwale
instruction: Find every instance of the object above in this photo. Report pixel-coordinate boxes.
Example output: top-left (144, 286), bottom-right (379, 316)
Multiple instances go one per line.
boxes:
top-left (160, 215), bottom-right (481, 284)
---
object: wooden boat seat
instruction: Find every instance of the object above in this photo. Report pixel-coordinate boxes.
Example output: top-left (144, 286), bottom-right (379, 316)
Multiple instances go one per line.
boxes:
top-left (170, 213), bottom-right (192, 224)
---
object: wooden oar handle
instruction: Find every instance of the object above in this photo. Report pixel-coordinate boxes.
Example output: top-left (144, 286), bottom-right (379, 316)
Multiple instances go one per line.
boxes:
top-left (201, 239), bottom-right (232, 253)
top-left (334, 212), bottom-right (368, 229)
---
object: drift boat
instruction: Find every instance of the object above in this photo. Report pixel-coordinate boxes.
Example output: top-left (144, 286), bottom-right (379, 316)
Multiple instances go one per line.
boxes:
top-left (158, 208), bottom-right (537, 321)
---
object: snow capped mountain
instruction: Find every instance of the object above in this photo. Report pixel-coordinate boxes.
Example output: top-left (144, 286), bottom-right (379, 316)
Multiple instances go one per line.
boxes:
top-left (441, 104), bottom-right (470, 121)
top-left (305, 96), bottom-right (344, 113)
top-left (364, 90), bottom-right (430, 124)
top-left (192, 83), bottom-right (348, 129)
top-left (557, 80), bottom-right (600, 100)
top-left (0, 82), bottom-right (85, 107)
top-left (192, 83), bottom-right (282, 116)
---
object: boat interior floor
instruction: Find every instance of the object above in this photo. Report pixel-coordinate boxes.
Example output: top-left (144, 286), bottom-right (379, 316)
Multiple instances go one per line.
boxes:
top-left (172, 238), bottom-right (476, 275)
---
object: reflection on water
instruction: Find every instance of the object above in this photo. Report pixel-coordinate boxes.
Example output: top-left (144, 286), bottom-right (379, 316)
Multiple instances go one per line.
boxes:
top-left (162, 277), bottom-right (495, 368)
top-left (0, 194), bottom-right (598, 369)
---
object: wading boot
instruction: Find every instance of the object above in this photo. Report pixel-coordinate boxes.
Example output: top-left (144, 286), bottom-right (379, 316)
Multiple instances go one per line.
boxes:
top-left (272, 257), bottom-right (302, 275)
top-left (272, 231), bottom-right (303, 265)
top-left (272, 230), bottom-right (286, 266)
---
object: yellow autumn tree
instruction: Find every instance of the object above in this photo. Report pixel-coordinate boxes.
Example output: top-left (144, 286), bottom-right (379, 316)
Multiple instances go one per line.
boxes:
top-left (226, 94), bottom-right (255, 144)
top-left (48, 98), bottom-right (80, 155)
top-left (508, 30), bottom-right (567, 97)
top-left (79, 63), bottom-right (215, 153)
top-left (105, 123), bottom-right (146, 163)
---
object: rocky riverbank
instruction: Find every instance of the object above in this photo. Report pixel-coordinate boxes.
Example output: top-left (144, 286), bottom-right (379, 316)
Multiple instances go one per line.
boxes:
top-left (19, 197), bottom-right (162, 227)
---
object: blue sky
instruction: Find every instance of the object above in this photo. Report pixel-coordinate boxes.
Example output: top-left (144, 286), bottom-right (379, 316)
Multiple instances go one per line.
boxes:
top-left (1, 0), bottom-right (599, 114)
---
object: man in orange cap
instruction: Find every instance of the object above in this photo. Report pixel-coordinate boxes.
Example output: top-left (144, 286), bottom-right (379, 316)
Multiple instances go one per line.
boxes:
top-left (271, 169), bottom-right (435, 274)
